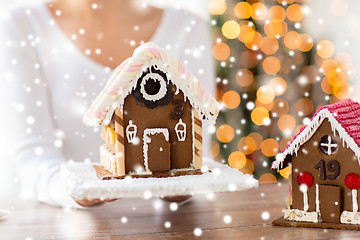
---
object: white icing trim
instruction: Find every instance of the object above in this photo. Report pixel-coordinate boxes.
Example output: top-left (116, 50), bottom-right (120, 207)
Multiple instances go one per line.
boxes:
top-left (272, 108), bottom-right (360, 170)
top-left (316, 184), bottom-right (320, 213)
top-left (175, 119), bottom-right (186, 141)
top-left (340, 211), bottom-right (360, 224)
top-left (126, 120), bottom-right (137, 143)
top-left (140, 72), bottom-right (167, 101)
top-left (284, 208), bottom-right (319, 223)
top-left (143, 128), bottom-right (169, 173)
top-left (353, 189), bottom-right (358, 212)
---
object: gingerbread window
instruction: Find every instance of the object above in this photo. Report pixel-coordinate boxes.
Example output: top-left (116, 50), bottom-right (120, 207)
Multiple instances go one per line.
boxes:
top-left (319, 135), bottom-right (338, 155)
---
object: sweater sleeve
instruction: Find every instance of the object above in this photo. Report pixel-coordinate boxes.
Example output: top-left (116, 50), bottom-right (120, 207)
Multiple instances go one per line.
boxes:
top-left (0, 8), bottom-right (80, 208)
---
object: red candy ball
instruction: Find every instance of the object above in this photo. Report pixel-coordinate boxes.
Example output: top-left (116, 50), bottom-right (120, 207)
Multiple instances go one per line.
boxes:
top-left (296, 171), bottom-right (313, 187)
top-left (345, 173), bottom-right (360, 190)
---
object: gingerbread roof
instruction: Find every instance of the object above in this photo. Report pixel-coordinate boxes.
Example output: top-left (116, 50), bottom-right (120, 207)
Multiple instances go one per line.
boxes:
top-left (83, 42), bottom-right (220, 126)
top-left (272, 99), bottom-right (360, 170)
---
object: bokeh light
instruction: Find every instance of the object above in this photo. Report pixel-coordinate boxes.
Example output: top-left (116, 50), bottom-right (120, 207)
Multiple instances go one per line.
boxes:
top-left (236, 69), bottom-right (254, 87)
top-left (251, 107), bottom-right (269, 126)
top-left (216, 124), bottom-right (235, 143)
top-left (251, 3), bottom-right (267, 21)
top-left (238, 21), bottom-right (256, 43)
top-left (261, 37), bottom-right (279, 55)
top-left (257, 86), bottom-right (275, 104)
top-left (269, 77), bottom-right (287, 95)
top-left (208, 0), bottom-right (227, 15)
top-left (222, 21), bottom-right (241, 39)
top-left (278, 114), bottom-right (296, 132)
top-left (262, 56), bottom-right (280, 75)
top-left (234, 2), bottom-right (252, 19)
top-left (228, 151), bottom-right (247, 169)
top-left (222, 90), bottom-right (241, 109)
top-left (317, 40), bottom-right (335, 59)
top-left (212, 42), bottom-right (230, 61)
top-left (259, 173), bottom-right (277, 184)
top-left (268, 5), bottom-right (286, 21)
top-left (261, 138), bottom-right (279, 157)
top-left (286, 4), bottom-right (304, 22)
top-left (272, 98), bottom-right (289, 117)
top-left (284, 31), bottom-right (300, 50)
top-left (245, 32), bottom-right (263, 50)
top-left (248, 132), bottom-right (263, 150)
top-left (298, 34), bottom-right (313, 52)
top-left (296, 98), bottom-right (314, 116)
top-left (238, 136), bottom-right (257, 155)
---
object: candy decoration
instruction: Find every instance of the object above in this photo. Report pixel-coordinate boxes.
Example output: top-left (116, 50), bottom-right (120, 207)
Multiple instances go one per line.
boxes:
top-left (175, 119), bottom-right (186, 141)
top-left (345, 173), bottom-right (360, 212)
top-left (192, 109), bottom-right (202, 169)
top-left (297, 171), bottom-right (313, 212)
top-left (126, 120), bottom-right (137, 143)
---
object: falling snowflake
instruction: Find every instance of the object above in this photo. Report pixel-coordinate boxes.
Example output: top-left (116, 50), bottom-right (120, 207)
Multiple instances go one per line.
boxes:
top-left (193, 228), bottom-right (202, 237)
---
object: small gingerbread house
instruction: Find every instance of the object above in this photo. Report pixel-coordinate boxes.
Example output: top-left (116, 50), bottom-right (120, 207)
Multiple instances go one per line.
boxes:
top-left (83, 42), bottom-right (220, 178)
top-left (272, 99), bottom-right (360, 226)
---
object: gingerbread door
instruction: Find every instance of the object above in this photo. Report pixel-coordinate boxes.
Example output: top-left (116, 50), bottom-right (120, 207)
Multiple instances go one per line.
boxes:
top-left (319, 185), bottom-right (341, 223)
top-left (143, 128), bottom-right (171, 172)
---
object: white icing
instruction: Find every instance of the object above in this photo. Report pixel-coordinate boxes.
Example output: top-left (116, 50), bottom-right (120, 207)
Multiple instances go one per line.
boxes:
top-left (300, 184), bottom-right (309, 212)
top-left (175, 119), bottom-right (186, 141)
top-left (143, 128), bottom-right (169, 172)
top-left (140, 72), bottom-right (167, 101)
top-left (126, 120), bottom-right (137, 143)
top-left (340, 211), bottom-right (360, 224)
top-left (353, 189), bottom-right (358, 212)
top-left (316, 184), bottom-right (320, 213)
top-left (284, 208), bottom-right (319, 223)
top-left (272, 108), bottom-right (360, 170)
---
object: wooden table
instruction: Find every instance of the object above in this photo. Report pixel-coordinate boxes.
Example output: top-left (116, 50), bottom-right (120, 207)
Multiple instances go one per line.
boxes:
top-left (1, 182), bottom-right (360, 239)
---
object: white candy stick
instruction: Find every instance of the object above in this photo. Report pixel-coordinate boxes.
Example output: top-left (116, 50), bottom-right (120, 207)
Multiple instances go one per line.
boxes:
top-left (352, 189), bottom-right (358, 212)
top-left (315, 184), bottom-right (320, 213)
top-left (300, 184), bottom-right (309, 212)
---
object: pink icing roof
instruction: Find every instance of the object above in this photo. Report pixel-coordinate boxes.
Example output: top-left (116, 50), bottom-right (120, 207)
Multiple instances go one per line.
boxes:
top-left (83, 42), bottom-right (220, 126)
top-left (272, 99), bottom-right (360, 170)
top-left (287, 99), bottom-right (360, 153)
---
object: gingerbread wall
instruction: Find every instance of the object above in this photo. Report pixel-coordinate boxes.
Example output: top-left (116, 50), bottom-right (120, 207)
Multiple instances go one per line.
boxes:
top-left (291, 119), bottom-right (360, 213)
top-left (122, 85), bottom-right (194, 173)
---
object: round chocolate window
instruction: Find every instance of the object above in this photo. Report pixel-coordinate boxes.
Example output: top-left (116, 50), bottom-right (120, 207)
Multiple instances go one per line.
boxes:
top-left (133, 66), bottom-right (174, 109)
top-left (319, 135), bottom-right (338, 155)
top-left (144, 78), bottom-right (161, 95)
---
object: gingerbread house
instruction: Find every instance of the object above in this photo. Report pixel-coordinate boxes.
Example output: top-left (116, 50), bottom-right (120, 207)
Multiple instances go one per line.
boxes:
top-left (272, 99), bottom-right (360, 226)
top-left (83, 42), bottom-right (220, 179)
